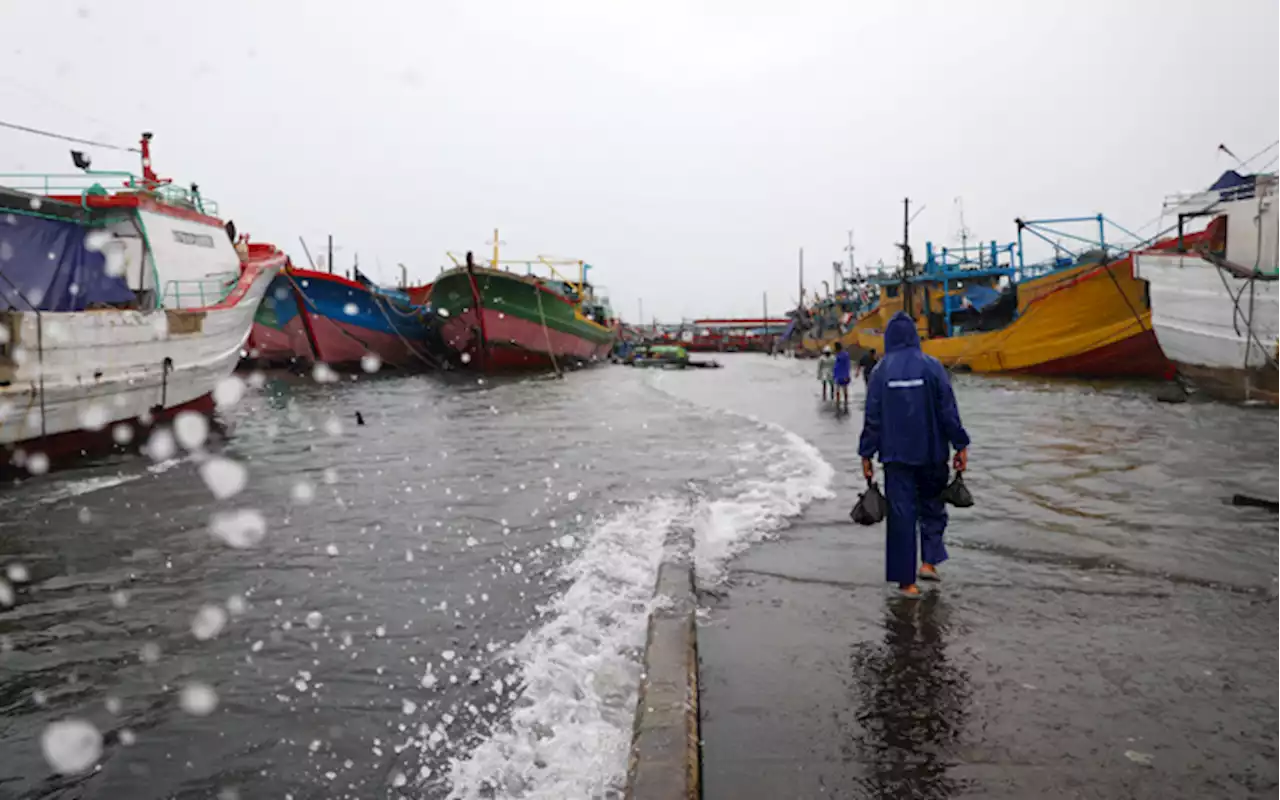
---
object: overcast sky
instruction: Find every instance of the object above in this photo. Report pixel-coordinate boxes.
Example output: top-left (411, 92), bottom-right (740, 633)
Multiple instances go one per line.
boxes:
top-left (2, 1), bottom-right (1276, 321)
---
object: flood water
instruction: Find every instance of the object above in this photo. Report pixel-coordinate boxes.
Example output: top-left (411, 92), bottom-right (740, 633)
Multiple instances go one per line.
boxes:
top-left (0, 356), bottom-right (1275, 799)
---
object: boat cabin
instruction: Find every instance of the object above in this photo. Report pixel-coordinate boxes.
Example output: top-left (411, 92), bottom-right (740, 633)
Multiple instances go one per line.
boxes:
top-left (0, 134), bottom-right (242, 315)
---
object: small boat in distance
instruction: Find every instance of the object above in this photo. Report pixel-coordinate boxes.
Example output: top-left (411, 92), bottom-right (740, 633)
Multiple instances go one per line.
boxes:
top-left (414, 231), bottom-right (617, 371)
top-left (1133, 170), bottom-right (1279, 404)
top-left (0, 134), bottom-right (286, 470)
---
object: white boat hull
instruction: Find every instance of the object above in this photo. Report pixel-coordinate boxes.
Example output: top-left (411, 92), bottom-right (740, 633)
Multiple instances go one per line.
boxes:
top-left (0, 261), bottom-right (281, 454)
top-left (1133, 251), bottom-right (1278, 403)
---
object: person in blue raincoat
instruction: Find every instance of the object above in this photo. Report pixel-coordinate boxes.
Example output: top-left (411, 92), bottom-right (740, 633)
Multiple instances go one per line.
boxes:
top-left (858, 311), bottom-right (970, 598)
top-left (832, 342), bottom-right (852, 412)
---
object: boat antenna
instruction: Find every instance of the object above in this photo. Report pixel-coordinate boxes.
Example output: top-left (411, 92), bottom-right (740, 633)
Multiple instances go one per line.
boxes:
top-left (1217, 143), bottom-right (1248, 172)
top-left (954, 197), bottom-right (970, 254)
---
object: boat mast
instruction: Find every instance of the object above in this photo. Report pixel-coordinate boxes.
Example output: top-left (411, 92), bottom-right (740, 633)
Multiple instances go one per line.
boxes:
top-left (798, 247), bottom-right (804, 308)
top-left (900, 197), bottom-right (914, 319)
top-left (490, 228), bottom-right (502, 270)
top-left (763, 291), bottom-right (769, 351)
top-left (845, 229), bottom-right (856, 283)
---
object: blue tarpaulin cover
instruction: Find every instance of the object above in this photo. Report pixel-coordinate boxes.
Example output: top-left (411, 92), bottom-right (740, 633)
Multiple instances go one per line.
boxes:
top-left (0, 213), bottom-right (134, 311)
top-left (944, 283), bottom-right (1000, 313)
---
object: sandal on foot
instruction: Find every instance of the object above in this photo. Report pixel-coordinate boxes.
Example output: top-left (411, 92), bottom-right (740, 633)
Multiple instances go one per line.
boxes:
top-left (919, 564), bottom-right (942, 582)
top-left (899, 584), bottom-right (922, 598)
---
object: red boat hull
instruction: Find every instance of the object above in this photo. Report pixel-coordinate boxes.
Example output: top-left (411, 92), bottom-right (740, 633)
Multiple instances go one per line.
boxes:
top-left (440, 307), bottom-right (613, 370)
top-left (4, 394), bottom-right (215, 476)
top-left (1014, 328), bottom-right (1175, 380)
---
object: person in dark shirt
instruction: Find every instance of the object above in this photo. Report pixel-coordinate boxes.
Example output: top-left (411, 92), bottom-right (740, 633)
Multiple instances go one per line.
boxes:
top-left (856, 348), bottom-right (878, 385)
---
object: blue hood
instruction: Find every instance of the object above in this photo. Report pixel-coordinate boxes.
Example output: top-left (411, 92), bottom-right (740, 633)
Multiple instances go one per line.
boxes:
top-left (884, 312), bottom-right (920, 352)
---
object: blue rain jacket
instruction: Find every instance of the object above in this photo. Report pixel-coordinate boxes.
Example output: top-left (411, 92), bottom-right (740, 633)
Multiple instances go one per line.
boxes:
top-left (858, 312), bottom-right (970, 465)
top-left (832, 350), bottom-right (852, 383)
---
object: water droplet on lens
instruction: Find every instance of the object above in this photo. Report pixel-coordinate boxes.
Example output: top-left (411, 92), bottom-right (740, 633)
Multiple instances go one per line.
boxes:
top-left (213, 376), bottom-right (245, 409)
top-left (191, 604), bottom-right (228, 640)
top-left (40, 719), bottom-right (102, 775)
top-left (145, 428), bottom-right (176, 461)
top-left (173, 411), bottom-right (209, 450)
top-left (290, 481), bottom-right (315, 504)
top-left (199, 457), bottom-right (248, 499)
top-left (26, 452), bottom-right (49, 475)
top-left (209, 509), bottom-right (267, 548)
top-left (78, 404), bottom-right (108, 431)
top-left (111, 423), bottom-right (133, 445)
top-left (179, 683), bottom-right (218, 716)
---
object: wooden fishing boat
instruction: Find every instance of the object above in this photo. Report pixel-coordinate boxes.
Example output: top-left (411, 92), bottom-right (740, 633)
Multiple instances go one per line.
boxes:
top-left (413, 231), bottom-right (617, 371)
top-left (1133, 171), bottom-right (1278, 404)
top-left (0, 134), bottom-right (286, 469)
top-left (247, 267), bottom-right (435, 371)
top-left (850, 217), bottom-right (1194, 380)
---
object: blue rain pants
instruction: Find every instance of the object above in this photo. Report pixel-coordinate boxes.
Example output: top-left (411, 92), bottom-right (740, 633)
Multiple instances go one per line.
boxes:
top-left (884, 462), bottom-right (950, 585)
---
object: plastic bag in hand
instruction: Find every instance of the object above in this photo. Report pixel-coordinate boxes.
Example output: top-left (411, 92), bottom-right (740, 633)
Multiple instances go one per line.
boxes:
top-left (938, 472), bottom-right (974, 508)
top-left (850, 481), bottom-right (887, 525)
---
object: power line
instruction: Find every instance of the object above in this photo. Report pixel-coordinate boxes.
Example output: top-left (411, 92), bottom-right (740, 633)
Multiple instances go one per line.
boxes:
top-left (0, 119), bottom-right (139, 152)
top-left (1241, 140), bottom-right (1279, 168)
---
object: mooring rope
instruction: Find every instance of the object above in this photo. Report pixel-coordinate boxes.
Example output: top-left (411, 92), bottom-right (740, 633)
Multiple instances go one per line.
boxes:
top-left (533, 284), bottom-right (563, 378)
top-left (283, 272), bottom-right (412, 371)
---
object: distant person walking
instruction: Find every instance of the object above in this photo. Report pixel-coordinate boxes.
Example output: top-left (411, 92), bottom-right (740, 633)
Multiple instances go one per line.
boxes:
top-left (817, 346), bottom-right (835, 401)
top-left (858, 312), bottom-right (969, 598)
top-left (832, 342), bottom-right (852, 412)
top-left (856, 348), bottom-right (878, 386)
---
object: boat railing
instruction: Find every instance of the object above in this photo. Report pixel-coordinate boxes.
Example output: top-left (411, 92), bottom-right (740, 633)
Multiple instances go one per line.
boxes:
top-left (159, 273), bottom-right (239, 309)
top-left (0, 171), bottom-right (219, 216)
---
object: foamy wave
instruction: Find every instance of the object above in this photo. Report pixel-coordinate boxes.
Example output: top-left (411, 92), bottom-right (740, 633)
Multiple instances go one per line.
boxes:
top-left (36, 473), bottom-right (141, 505)
top-left (693, 417), bottom-right (835, 584)
top-left (445, 497), bottom-right (687, 799)
top-left (442, 417), bottom-right (833, 797)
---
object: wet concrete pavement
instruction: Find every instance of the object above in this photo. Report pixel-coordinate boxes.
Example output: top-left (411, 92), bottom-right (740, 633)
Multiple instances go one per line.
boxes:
top-left (657, 356), bottom-right (1279, 800)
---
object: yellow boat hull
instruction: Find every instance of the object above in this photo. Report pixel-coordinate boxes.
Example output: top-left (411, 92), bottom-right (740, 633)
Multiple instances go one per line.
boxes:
top-left (851, 260), bottom-right (1173, 379)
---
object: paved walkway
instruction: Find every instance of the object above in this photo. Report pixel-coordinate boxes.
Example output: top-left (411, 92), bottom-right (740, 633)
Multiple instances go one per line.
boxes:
top-left (691, 359), bottom-right (1278, 800)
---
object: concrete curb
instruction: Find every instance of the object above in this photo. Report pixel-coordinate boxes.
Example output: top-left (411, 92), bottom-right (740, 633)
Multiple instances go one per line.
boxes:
top-left (626, 558), bottom-right (701, 800)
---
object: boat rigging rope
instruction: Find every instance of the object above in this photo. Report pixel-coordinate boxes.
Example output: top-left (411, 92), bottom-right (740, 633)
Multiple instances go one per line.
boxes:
top-left (0, 119), bottom-right (140, 152)
top-left (534, 283), bottom-right (563, 379)
top-left (283, 272), bottom-right (414, 372)
top-left (367, 291), bottom-right (442, 370)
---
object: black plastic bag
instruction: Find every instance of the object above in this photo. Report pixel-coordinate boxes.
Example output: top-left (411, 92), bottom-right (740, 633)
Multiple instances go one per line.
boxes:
top-left (850, 481), bottom-right (887, 525)
top-left (938, 472), bottom-right (974, 508)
